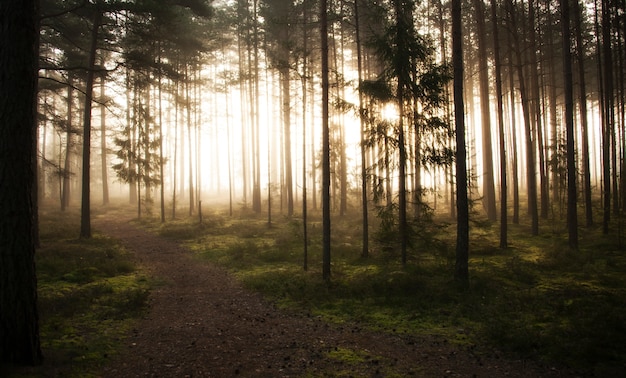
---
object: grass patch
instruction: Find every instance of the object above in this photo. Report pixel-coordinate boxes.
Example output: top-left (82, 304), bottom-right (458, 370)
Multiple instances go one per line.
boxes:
top-left (4, 207), bottom-right (151, 377)
top-left (139, 207), bottom-right (626, 374)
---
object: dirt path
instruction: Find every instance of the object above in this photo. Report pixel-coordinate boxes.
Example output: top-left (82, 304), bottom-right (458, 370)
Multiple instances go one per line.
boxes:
top-left (96, 216), bottom-right (574, 377)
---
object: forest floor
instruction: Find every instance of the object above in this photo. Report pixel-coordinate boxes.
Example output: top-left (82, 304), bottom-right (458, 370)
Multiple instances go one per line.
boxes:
top-left (96, 214), bottom-right (578, 377)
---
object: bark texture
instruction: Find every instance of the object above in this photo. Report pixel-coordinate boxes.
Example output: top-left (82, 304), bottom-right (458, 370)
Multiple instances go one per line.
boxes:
top-left (0, 0), bottom-right (43, 365)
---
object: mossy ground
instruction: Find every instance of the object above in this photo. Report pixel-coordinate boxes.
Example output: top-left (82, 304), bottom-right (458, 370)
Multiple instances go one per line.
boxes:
top-left (3, 206), bottom-right (151, 377)
top-left (147, 204), bottom-right (626, 374)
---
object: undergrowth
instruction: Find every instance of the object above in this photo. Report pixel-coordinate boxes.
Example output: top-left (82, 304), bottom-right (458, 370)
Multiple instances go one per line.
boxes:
top-left (4, 207), bottom-right (151, 378)
top-left (151, 206), bottom-right (626, 375)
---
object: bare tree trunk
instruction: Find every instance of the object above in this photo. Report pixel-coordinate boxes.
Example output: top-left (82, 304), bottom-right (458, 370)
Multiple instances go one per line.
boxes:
top-left (528, 0), bottom-right (549, 219)
top-left (251, 0), bottom-right (262, 213)
top-left (506, 25), bottom-right (520, 225)
top-left (472, 0), bottom-right (497, 221)
top-left (157, 53), bottom-right (165, 223)
top-left (281, 65), bottom-right (294, 217)
top-left (437, 0), bottom-right (455, 219)
top-left (561, 0), bottom-right (578, 249)
top-left (62, 75), bottom-right (73, 211)
top-left (185, 66), bottom-right (194, 216)
top-left (547, 14), bottom-right (560, 210)
top-left (0, 0), bottom-right (43, 364)
top-left (321, 0), bottom-right (331, 282)
top-left (508, 0), bottom-right (539, 235)
top-left (575, 0), bottom-right (593, 227)
top-left (601, 0), bottom-right (613, 234)
top-left (80, 10), bottom-right (101, 239)
top-left (452, 0), bottom-right (469, 286)
top-left (491, 0), bottom-right (507, 248)
top-left (354, 0), bottom-right (369, 257)
top-left (99, 56), bottom-right (109, 206)
top-left (127, 70), bottom-right (137, 205)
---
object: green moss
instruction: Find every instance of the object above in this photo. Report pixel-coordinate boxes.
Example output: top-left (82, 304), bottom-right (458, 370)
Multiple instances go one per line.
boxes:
top-left (135, 206), bottom-right (626, 372)
top-left (326, 347), bottom-right (369, 364)
top-left (10, 208), bottom-right (153, 377)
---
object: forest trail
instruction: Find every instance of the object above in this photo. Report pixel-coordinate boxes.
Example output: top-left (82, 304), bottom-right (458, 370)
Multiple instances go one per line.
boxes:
top-left (95, 215), bottom-right (572, 377)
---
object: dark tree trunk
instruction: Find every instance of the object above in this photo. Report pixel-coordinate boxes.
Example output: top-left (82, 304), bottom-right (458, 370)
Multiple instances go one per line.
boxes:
top-left (561, 0), bottom-right (578, 249)
top-left (157, 54), bottom-right (165, 223)
top-left (528, 0), bottom-right (549, 220)
top-left (251, 0), bottom-right (262, 213)
top-left (452, 0), bottom-right (469, 286)
top-left (491, 0), bottom-right (507, 248)
top-left (99, 60), bottom-right (109, 206)
top-left (62, 76), bottom-right (73, 211)
top-left (321, 0), bottom-right (331, 282)
top-left (575, 0), bottom-right (593, 227)
top-left (506, 29), bottom-right (520, 225)
top-left (355, 0), bottom-right (369, 258)
top-left (601, 0), bottom-right (614, 234)
top-left (185, 67), bottom-right (194, 216)
top-left (393, 0), bottom-right (409, 266)
top-left (508, 0), bottom-right (539, 235)
top-left (437, 0), bottom-right (455, 219)
top-left (0, 0), bottom-right (43, 365)
top-left (80, 10), bottom-right (101, 239)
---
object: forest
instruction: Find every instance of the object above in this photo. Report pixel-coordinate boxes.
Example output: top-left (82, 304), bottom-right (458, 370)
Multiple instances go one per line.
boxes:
top-left (1, 0), bottom-right (626, 375)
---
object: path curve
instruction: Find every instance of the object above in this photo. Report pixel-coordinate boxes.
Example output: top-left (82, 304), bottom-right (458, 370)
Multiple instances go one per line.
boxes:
top-left (96, 216), bottom-right (574, 377)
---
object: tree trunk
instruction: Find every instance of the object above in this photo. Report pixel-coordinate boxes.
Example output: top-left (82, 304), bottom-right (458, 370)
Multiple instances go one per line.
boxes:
top-left (252, 0), bottom-right (262, 213)
top-left (547, 21), bottom-right (560, 210)
top-left (321, 0), bottom-right (331, 282)
top-left (185, 66), bottom-right (195, 216)
top-left (561, 0), bottom-right (578, 249)
top-left (575, 0), bottom-right (593, 227)
top-left (392, 0), bottom-right (409, 265)
top-left (506, 29), bottom-right (520, 225)
top-left (80, 10), bottom-right (101, 239)
top-left (508, 0), bottom-right (539, 235)
top-left (281, 65), bottom-right (294, 217)
top-left (99, 57), bottom-right (109, 206)
top-left (528, 0), bottom-right (549, 219)
top-left (157, 54), bottom-right (165, 223)
top-left (126, 70), bottom-right (138, 205)
top-left (472, 0), bottom-right (497, 221)
top-left (601, 0), bottom-right (613, 234)
top-left (452, 0), bottom-right (469, 286)
top-left (491, 0), bottom-right (507, 248)
top-left (62, 76), bottom-right (73, 211)
top-left (0, 0), bottom-right (43, 364)
top-left (354, 0), bottom-right (369, 258)
top-left (437, 0), bottom-right (455, 219)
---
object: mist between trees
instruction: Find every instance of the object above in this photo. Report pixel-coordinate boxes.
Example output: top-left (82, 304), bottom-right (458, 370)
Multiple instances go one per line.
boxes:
top-left (36, 0), bottom-right (624, 275)
top-left (2, 0), bottom-right (625, 368)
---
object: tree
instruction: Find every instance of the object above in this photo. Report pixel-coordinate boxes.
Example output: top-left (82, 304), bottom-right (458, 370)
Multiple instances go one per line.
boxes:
top-left (261, 0), bottom-right (296, 217)
top-left (79, 9), bottom-right (102, 238)
top-left (99, 54), bottom-right (110, 206)
top-left (601, 0), bottom-right (614, 234)
top-left (491, 0), bottom-right (507, 248)
top-left (528, 0), bottom-right (549, 220)
top-left (575, 0), bottom-right (592, 227)
top-left (321, 0), bottom-right (331, 282)
top-left (362, 0), bottom-right (450, 264)
top-left (0, 0), bottom-right (43, 364)
top-left (392, 0), bottom-right (410, 265)
top-left (452, 0), bottom-right (469, 286)
top-left (472, 0), bottom-right (497, 221)
top-left (560, 0), bottom-right (578, 249)
top-left (507, 0), bottom-right (539, 235)
top-left (354, 0), bottom-right (369, 258)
